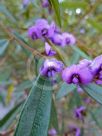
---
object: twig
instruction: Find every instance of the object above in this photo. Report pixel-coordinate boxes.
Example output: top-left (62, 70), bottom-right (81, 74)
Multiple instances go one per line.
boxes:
top-left (0, 21), bottom-right (47, 59)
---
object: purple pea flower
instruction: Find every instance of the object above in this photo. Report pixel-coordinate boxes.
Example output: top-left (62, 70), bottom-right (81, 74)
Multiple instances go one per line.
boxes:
top-left (62, 32), bottom-right (76, 46)
top-left (48, 128), bottom-right (57, 136)
top-left (35, 19), bottom-right (55, 38)
top-left (62, 64), bottom-right (93, 84)
top-left (50, 33), bottom-right (63, 46)
top-left (28, 19), bottom-right (55, 40)
top-left (22, 0), bottom-right (30, 7)
top-left (42, 0), bottom-right (50, 8)
top-left (77, 86), bottom-right (84, 93)
top-left (69, 125), bottom-right (81, 136)
top-left (90, 55), bottom-right (102, 84)
top-left (45, 42), bottom-right (56, 56)
top-left (79, 59), bottom-right (92, 67)
top-left (74, 106), bottom-right (86, 120)
top-left (28, 26), bottom-right (40, 40)
top-left (40, 59), bottom-right (64, 77)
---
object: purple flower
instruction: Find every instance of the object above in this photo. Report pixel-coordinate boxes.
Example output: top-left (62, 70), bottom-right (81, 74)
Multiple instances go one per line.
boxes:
top-left (90, 55), bottom-right (102, 84)
top-left (50, 32), bottom-right (76, 47)
top-left (74, 106), bottom-right (86, 120)
top-left (28, 19), bottom-right (55, 40)
top-left (79, 59), bottom-right (92, 67)
top-left (45, 42), bottom-right (56, 56)
top-left (48, 128), bottom-right (57, 136)
top-left (35, 19), bottom-right (55, 38)
top-left (28, 26), bottom-right (40, 40)
top-left (62, 32), bottom-right (76, 46)
top-left (40, 59), bottom-right (64, 77)
top-left (23, 0), bottom-right (30, 7)
top-left (50, 33), bottom-right (63, 46)
top-left (69, 125), bottom-right (81, 136)
top-left (62, 64), bottom-right (93, 84)
top-left (42, 0), bottom-right (50, 8)
top-left (77, 86), bottom-right (84, 93)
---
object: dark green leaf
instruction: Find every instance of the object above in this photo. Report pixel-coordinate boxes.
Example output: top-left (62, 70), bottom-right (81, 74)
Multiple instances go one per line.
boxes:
top-left (14, 75), bottom-right (53, 136)
top-left (50, 0), bottom-right (61, 27)
top-left (56, 83), bottom-right (76, 99)
top-left (81, 83), bottom-right (102, 104)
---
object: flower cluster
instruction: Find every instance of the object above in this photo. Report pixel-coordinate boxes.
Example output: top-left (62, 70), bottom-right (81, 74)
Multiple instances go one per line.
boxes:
top-left (40, 54), bottom-right (102, 85)
top-left (28, 18), bottom-right (76, 47)
top-left (62, 55), bottom-right (102, 85)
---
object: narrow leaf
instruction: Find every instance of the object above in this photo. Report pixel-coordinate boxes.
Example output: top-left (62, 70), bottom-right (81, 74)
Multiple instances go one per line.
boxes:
top-left (14, 75), bottom-right (53, 136)
top-left (56, 83), bottom-right (76, 99)
top-left (71, 46), bottom-right (91, 60)
top-left (81, 83), bottom-right (102, 104)
top-left (0, 5), bottom-right (16, 23)
top-left (50, 0), bottom-right (61, 27)
top-left (49, 98), bottom-right (59, 131)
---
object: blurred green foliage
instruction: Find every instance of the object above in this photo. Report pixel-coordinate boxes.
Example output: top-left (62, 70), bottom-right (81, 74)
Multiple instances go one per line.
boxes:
top-left (0, 0), bottom-right (102, 136)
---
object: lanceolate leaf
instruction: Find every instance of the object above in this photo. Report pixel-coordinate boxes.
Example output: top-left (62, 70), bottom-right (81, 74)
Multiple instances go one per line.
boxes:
top-left (81, 83), bottom-right (102, 104)
top-left (71, 46), bottom-right (91, 60)
top-left (49, 0), bottom-right (61, 27)
top-left (49, 98), bottom-right (59, 131)
top-left (14, 75), bottom-right (53, 136)
top-left (56, 83), bottom-right (76, 99)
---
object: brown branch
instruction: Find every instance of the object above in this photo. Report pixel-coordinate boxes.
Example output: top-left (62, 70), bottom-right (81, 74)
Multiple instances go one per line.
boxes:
top-left (0, 21), bottom-right (47, 59)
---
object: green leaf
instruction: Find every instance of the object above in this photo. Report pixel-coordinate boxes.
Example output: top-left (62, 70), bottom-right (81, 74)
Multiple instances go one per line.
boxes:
top-left (70, 51), bottom-right (80, 65)
top-left (49, 98), bottom-right (59, 131)
top-left (0, 4), bottom-right (16, 23)
top-left (13, 32), bottom-right (30, 56)
top-left (50, 0), bottom-right (61, 27)
top-left (0, 68), bottom-right (11, 82)
top-left (73, 89), bottom-right (82, 107)
top-left (56, 83), bottom-right (76, 99)
top-left (0, 39), bottom-right (9, 56)
top-left (81, 83), bottom-right (102, 104)
top-left (15, 80), bottom-right (32, 92)
top-left (89, 110), bottom-right (102, 129)
top-left (0, 101), bottom-right (23, 128)
top-left (14, 75), bottom-right (53, 136)
top-left (71, 46), bottom-right (91, 60)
